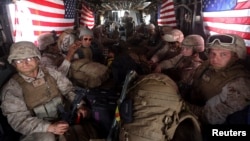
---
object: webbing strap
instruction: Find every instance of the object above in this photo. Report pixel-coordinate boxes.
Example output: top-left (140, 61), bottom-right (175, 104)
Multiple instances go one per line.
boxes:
top-left (165, 111), bottom-right (201, 140)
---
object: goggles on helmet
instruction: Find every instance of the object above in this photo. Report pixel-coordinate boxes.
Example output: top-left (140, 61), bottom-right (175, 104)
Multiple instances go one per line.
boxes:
top-left (207, 34), bottom-right (235, 47)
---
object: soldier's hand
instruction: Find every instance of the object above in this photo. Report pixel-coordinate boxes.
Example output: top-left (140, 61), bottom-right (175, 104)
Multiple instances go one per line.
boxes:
top-left (65, 41), bottom-right (82, 61)
top-left (47, 121), bottom-right (69, 135)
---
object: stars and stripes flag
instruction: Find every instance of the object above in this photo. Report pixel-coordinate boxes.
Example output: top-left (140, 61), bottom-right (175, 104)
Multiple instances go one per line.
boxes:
top-left (80, 4), bottom-right (95, 29)
top-left (202, 0), bottom-right (250, 54)
top-left (8, 0), bottom-right (75, 44)
top-left (157, 0), bottom-right (177, 27)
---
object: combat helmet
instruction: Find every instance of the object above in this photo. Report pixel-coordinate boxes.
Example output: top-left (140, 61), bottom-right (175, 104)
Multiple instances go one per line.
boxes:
top-left (37, 32), bottom-right (56, 51)
top-left (206, 34), bottom-right (246, 59)
top-left (77, 27), bottom-right (93, 40)
top-left (8, 41), bottom-right (41, 63)
top-left (181, 34), bottom-right (205, 52)
top-left (57, 28), bottom-right (76, 52)
top-left (162, 29), bottom-right (184, 43)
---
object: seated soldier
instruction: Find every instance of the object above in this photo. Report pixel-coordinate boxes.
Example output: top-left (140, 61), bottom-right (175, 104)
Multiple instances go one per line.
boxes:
top-left (153, 34), bottom-right (206, 90)
top-left (93, 25), bottom-right (118, 60)
top-left (126, 23), bottom-right (163, 64)
top-left (69, 27), bottom-right (109, 88)
top-left (185, 34), bottom-right (250, 126)
top-left (37, 29), bottom-right (81, 76)
top-left (1, 41), bottom-right (99, 141)
top-left (149, 28), bottom-right (184, 66)
top-left (141, 23), bottom-right (162, 55)
top-left (126, 22), bottom-right (149, 46)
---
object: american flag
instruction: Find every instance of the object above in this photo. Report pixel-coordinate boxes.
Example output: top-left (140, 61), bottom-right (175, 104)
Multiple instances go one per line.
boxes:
top-left (157, 0), bottom-right (177, 27)
top-left (8, 0), bottom-right (75, 44)
top-left (64, 0), bottom-right (76, 19)
top-left (202, 0), bottom-right (250, 54)
top-left (80, 4), bottom-right (95, 29)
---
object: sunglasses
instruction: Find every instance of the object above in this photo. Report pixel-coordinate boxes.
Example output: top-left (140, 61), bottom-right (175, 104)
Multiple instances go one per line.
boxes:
top-left (14, 57), bottom-right (35, 64)
top-left (207, 34), bottom-right (235, 46)
top-left (83, 38), bottom-right (92, 41)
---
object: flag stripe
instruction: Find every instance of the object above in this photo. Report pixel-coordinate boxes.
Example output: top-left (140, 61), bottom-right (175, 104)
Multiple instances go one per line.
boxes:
top-left (202, 0), bottom-right (250, 54)
top-left (34, 31), bottom-right (64, 36)
top-left (80, 4), bottom-right (95, 29)
top-left (157, 0), bottom-right (177, 27)
top-left (203, 9), bottom-right (250, 18)
top-left (204, 22), bottom-right (250, 35)
top-left (204, 26), bottom-right (250, 43)
top-left (10, 0), bottom-right (75, 44)
top-left (203, 17), bottom-right (250, 25)
top-left (32, 20), bottom-right (74, 27)
top-left (80, 13), bottom-right (94, 22)
top-left (234, 0), bottom-right (250, 9)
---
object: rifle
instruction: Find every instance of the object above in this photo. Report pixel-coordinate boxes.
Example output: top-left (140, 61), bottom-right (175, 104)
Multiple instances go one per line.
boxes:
top-left (107, 70), bottom-right (137, 141)
top-left (58, 87), bottom-right (89, 125)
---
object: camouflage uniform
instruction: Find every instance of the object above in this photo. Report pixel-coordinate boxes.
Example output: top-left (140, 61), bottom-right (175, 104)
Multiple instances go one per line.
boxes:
top-left (150, 29), bottom-right (184, 63)
top-left (1, 67), bottom-right (75, 135)
top-left (187, 34), bottom-right (250, 124)
top-left (1, 41), bottom-right (98, 141)
top-left (156, 34), bottom-right (205, 84)
top-left (38, 31), bottom-right (76, 76)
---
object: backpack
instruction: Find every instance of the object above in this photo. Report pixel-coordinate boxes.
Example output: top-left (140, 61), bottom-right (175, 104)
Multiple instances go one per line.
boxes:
top-left (84, 88), bottom-right (120, 138)
top-left (69, 58), bottom-right (109, 88)
top-left (119, 73), bottom-right (202, 141)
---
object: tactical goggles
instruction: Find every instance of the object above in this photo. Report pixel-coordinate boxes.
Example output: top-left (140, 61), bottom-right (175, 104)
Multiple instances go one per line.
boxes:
top-left (207, 34), bottom-right (235, 46)
top-left (14, 57), bottom-right (35, 64)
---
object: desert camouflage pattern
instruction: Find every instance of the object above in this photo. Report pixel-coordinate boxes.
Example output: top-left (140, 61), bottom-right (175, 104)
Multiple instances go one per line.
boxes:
top-left (120, 73), bottom-right (201, 141)
top-left (158, 54), bottom-right (203, 84)
top-left (150, 43), bottom-right (181, 63)
top-left (1, 67), bottom-right (76, 135)
top-left (8, 41), bottom-right (41, 63)
top-left (181, 34), bottom-right (204, 52)
top-left (69, 58), bottom-right (109, 88)
top-left (189, 61), bottom-right (250, 124)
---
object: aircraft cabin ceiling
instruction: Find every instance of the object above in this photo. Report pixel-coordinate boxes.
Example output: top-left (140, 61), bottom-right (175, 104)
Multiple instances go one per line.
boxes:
top-left (85, 0), bottom-right (160, 11)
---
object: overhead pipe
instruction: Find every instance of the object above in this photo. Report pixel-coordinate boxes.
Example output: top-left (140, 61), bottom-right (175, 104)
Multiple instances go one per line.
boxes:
top-left (112, 3), bottom-right (118, 10)
top-left (128, 2), bottom-right (132, 9)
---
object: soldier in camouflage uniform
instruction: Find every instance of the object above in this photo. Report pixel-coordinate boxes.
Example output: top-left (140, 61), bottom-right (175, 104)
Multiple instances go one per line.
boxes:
top-left (38, 30), bottom-right (82, 76)
top-left (1, 41), bottom-right (98, 141)
top-left (149, 29), bottom-right (184, 64)
top-left (153, 34), bottom-right (206, 84)
top-left (186, 34), bottom-right (250, 125)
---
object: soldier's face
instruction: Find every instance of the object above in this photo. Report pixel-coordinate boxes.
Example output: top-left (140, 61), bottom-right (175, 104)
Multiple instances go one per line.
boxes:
top-left (209, 48), bottom-right (233, 69)
top-left (181, 46), bottom-right (193, 56)
top-left (81, 35), bottom-right (93, 47)
top-left (14, 57), bottom-right (39, 77)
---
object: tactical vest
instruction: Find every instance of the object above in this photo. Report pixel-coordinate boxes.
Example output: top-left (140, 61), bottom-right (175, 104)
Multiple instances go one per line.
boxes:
top-left (13, 68), bottom-right (62, 119)
top-left (76, 46), bottom-right (93, 60)
top-left (192, 61), bottom-right (250, 105)
top-left (119, 73), bottom-right (201, 141)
